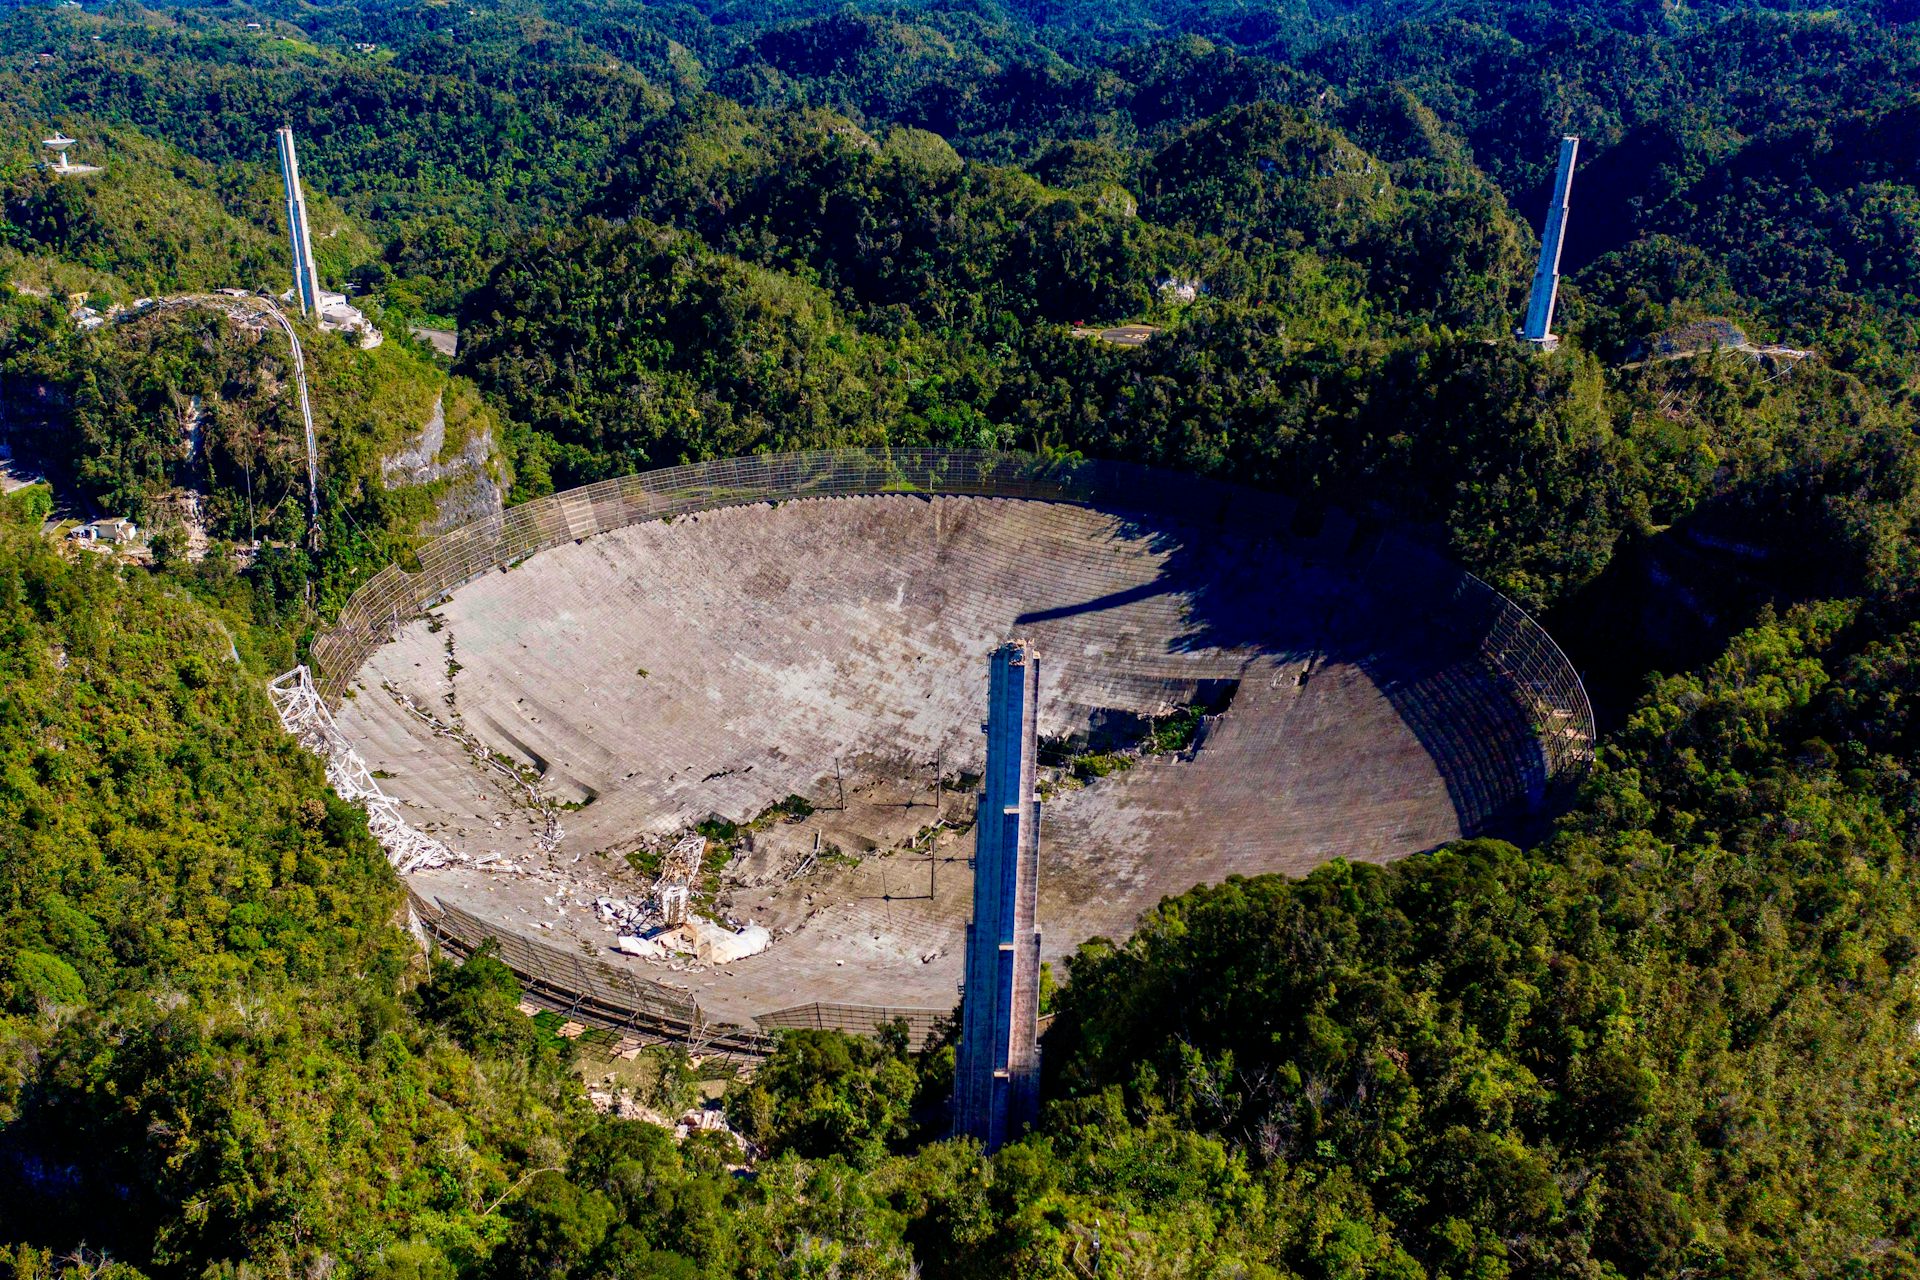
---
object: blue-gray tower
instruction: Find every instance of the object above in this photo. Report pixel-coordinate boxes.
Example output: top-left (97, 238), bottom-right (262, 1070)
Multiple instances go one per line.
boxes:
top-left (275, 127), bottom-right (323, 318)
top-left (953, 639), bottom-right (1043, 1150)
top-left (1519, 136), bottom-right (1580, 350)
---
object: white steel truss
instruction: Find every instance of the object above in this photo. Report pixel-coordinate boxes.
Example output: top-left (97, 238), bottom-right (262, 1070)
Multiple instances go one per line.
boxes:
top-left (268, 665), bottom-right (453, 873)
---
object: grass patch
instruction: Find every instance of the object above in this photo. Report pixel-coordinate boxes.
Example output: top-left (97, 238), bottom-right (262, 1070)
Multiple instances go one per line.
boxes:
top-left (1070, 752), bottom-right (1132, 781)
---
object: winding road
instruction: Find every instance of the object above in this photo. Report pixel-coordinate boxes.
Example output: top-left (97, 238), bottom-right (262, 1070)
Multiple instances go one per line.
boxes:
top-left (117, 293), bottom-right (322, 549)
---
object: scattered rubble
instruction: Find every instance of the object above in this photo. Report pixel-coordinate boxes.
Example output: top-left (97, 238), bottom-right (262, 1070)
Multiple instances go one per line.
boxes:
top-left (597, 895), bottom-right (652, 933)
top-left (583, 1085), bottom-right (749, 1153)
top-left (384, 680), bottom-right (564, 853)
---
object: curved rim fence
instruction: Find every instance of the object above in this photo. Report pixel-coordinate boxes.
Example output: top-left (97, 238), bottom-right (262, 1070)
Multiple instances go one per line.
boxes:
top-left (410, 890), bottom-right (951, 1059)
top-left (305, 449), bottom-right (1597, 1054)
top-left (310, 447), bottom-right (1595, 784)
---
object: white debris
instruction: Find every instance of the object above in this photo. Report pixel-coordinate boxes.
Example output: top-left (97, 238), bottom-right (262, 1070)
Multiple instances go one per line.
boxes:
top-left (596, 896), bottom-right (653, 933)
top-left (680, 1107), bottom-right (729, 1133)
top-left (695, 920), bottom-right (771, 964)
top-left (1157, 276), bottom-right (1204, 303)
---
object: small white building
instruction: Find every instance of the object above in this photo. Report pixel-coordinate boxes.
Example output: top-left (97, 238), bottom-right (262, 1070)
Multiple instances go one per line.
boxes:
top-left (70, 517), bottom-right (139, 545)
top-left (288, 289), bottom-right (384, 349)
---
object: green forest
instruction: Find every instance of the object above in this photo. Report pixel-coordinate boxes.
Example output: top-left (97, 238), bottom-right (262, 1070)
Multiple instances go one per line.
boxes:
top-left (0, 0), bottom-right (1918, 1275)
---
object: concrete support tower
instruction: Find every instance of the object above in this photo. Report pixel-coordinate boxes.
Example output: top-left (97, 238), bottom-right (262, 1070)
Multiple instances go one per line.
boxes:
top-left (953, 639), bottom-right (1043, 1151)
top-left (1519, 136), bottom-right (1580, 350)
top-left (274, 127), bottom-right (323, 318)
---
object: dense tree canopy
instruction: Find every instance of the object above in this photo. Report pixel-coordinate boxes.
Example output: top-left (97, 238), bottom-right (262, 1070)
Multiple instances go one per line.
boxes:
top-left (1, 0), bottom-right (1918, 1275)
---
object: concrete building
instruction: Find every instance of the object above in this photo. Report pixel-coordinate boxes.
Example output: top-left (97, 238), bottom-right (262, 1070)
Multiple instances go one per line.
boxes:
top-left (1519, 136), bottom-right (1580, 349)
top-left (70, 517), bottom-right (139, 545)
top-left (953, 639), bottom-right (1043, 1150)
top-left (317, 290), bottom-right (384, 349)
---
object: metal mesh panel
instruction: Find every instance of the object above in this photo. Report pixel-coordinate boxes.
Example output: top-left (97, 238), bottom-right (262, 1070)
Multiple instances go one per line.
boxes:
top-left (1475, 594), bottom-right (1596, 781)
top-left (753, 1002), bottom-right (949, 1051)
top-left (410, 892), bottom-right (772, 1057)
top-left (313, 448), bottom-right (1596, 787)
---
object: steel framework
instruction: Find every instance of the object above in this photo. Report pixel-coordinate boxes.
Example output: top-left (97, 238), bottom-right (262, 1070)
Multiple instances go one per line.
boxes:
top-left (267, 664), bottom-right (452, 873)
top-left (755, 1001), bottom-right (948, 1050)
top-left (412, 893), bottom-right (771, 1061)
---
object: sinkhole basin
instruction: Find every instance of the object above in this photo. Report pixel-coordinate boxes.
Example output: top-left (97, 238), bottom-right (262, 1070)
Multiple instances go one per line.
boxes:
top-left (319, 451), bottom-right (1591, 1029)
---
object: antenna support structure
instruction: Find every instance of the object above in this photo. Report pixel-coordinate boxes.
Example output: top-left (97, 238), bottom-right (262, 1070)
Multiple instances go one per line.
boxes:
top-left (952, 639), bottom-right (1044, 1152)
top-left (1518, 136), bottom-right (1580, 351)
top-left (40, 133), bottom-right (100, 177)
top-left (274, 127), bottom-right (324, 319)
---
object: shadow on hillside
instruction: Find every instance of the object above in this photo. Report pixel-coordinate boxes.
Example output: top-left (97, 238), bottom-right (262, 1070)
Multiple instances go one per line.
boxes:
top-left (1007, 503), bottom-right (1551, 844)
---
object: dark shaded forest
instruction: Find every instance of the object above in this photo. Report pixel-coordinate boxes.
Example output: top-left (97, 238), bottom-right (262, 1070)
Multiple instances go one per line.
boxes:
top-left (0, 0), bottom-right (1918, 1275)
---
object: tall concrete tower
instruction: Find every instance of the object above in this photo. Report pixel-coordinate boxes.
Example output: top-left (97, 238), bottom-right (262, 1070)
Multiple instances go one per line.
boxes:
top-left (274, 127), bottom-right (323, 317)
top-left (1519, 136), bottom-right (1580, 350)
top-left (953, 639), bottom-right (1043, 1151)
